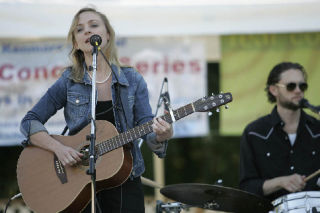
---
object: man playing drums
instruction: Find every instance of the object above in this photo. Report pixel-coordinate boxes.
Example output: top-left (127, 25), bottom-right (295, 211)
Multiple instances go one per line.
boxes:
top-left (239, 62), bottom-right (320, 204)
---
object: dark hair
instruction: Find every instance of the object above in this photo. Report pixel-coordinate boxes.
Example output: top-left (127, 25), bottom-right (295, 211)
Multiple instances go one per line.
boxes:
top-left (265, 62), bottom-right (307, 103)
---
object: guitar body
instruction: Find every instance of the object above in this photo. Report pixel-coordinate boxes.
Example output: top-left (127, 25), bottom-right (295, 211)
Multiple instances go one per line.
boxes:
top-left (16, 120), bottom-right (133, 213)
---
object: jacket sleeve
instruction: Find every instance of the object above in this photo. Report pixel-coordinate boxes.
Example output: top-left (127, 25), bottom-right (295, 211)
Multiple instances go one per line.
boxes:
top-left (239, 126), bottom-right (265, 196)
top-left (20, 73), bottom-right (68, 145)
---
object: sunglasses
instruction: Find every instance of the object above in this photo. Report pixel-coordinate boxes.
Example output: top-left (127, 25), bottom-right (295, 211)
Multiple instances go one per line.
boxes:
top-left (276, 82), bottom-right (308, 92)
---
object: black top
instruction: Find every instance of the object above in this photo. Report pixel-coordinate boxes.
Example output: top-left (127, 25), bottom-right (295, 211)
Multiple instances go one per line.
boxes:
top-left (96, 100), bottom-right (115, 125)
top-left (239, 106), bottom-right (320, 201)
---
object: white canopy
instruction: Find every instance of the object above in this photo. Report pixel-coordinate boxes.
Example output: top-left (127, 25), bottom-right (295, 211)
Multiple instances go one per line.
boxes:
top-left (1, 0), bottom-right (320, 38)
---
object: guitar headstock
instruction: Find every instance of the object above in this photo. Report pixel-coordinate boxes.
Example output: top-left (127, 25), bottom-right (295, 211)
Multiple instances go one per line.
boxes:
top-left (194, 92), bottom-right (233, 112)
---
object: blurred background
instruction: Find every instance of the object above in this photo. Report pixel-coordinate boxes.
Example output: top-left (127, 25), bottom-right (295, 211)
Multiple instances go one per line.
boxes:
top-left (1, 0), bottom-right (320, 212)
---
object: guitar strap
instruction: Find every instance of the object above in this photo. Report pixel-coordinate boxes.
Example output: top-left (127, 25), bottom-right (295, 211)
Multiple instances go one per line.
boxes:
top-left (61, 125), bottom-right (68, 136)
top-left (114, 83), bottom-right (133, 151)
top-left (114, 82), bottom-right (129, 132)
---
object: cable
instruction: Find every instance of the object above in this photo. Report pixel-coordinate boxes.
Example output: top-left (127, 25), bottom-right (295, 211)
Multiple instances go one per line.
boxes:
top-left (4, 193), bottom-right (22, 213)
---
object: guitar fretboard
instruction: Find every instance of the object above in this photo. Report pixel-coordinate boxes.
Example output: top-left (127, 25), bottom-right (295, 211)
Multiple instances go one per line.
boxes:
top-left (96, 103), bottom-right (195, 156)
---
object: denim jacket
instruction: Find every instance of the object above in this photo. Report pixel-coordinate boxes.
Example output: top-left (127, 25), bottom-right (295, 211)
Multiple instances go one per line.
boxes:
top-left (20, 64), bottom-right (168, 178)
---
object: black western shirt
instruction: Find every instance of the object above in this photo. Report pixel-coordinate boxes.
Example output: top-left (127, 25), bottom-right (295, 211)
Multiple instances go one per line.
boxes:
top-left (239, 107), bottom-right (320, 201)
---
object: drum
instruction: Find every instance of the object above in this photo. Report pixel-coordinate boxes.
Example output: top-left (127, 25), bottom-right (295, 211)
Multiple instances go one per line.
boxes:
top-left (272, 191), bottom-right (320, 213)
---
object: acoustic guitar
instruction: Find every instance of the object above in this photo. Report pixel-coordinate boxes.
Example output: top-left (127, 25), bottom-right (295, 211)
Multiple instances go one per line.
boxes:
top-left (16, 92), bottom-right (232, 213)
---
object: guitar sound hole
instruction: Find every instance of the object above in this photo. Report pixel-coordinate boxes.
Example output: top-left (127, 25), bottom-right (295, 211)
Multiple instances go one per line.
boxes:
top-left (80, 145), bottom-right (90, 166)
top-left (79, 145), bottom-right (99, 166)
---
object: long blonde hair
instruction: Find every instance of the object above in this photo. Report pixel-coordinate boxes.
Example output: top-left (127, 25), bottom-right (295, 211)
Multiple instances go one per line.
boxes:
top-left (67, 7), bottom-right (121, 82)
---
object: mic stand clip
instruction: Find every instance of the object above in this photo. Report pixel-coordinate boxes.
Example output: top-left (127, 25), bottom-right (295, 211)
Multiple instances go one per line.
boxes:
top-left (162, 95), bottom-right (175, 122)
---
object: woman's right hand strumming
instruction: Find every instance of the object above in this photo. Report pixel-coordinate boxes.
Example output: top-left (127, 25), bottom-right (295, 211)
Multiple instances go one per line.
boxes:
top-left (30, 131), bottom-right (83, 166)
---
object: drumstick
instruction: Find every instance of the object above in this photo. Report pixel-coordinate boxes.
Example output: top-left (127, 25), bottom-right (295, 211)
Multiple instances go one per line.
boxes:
top-left (304, 169), bottom-right (320, 182)
top-left (141, 176), bottom-right (163, 188)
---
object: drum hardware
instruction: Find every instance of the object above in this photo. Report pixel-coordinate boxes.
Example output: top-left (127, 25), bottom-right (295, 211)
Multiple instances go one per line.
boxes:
top-left (214, 178), bottom-right (223, 186)
top-left (202, 200), bottom-right (220, 210)
top-left (3, 193), bottom-right (22, 213)
top-left (272, 191), bottom-right (320, 213)
top-left (160, 183), bottom-right (273, 213)
top-left (156, 200), bottom-right (191, 213)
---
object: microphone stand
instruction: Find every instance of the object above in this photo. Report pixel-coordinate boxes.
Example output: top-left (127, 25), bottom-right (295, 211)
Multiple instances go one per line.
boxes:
top-left (87, 42), bottom-right (99, 213)
top-left (153, 77), bottom-right (170, 202)
top-left (155, 77), bottom-right (168, 117)
top-left (139, 78), bottom-right (167, 148)
top-left (139, 79), bottom-right (167, 148)
top-left (309, 105), bottom-right (320, 116)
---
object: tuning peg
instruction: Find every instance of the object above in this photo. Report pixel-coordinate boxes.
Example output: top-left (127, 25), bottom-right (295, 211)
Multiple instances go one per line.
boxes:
top-left (225, 105), bottom-right (229, 109)
top-left (216, 108), bottom-right (220, 113)
top-left (208, 112), bottom-right (213, 116)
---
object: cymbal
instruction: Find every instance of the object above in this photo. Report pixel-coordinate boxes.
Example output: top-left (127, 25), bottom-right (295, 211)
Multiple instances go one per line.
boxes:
top-left (160, 183), bottom-right (273, 213)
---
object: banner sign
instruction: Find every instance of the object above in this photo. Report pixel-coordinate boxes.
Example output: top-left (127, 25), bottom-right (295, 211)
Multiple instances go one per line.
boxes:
top-left (0, 38), bottom-right (207, 146)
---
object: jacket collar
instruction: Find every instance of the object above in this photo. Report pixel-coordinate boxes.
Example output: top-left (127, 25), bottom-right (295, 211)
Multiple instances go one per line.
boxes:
top-left (110, 64), bottom-right (129, 87)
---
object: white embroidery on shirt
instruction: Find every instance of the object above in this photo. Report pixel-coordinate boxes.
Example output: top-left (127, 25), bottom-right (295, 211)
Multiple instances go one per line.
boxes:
top-left (306, 124), bottom-right (320, 138)
top-left (248, 127), bottom-right (274, 140)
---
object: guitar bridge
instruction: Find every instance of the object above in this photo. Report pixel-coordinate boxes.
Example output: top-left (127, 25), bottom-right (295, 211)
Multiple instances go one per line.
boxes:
top-left (53, 154), bottom-right (68, 184)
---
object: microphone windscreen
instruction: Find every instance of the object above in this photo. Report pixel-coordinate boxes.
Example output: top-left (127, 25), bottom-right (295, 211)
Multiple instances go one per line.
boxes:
top-left (299, 98), bottom-right (308, 108)
top-left (90, 34), bottom-right (102, 46)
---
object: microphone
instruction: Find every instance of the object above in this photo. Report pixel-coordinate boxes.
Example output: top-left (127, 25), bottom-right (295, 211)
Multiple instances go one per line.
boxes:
top-left (90, 34), bottom-right (102, 47)
top-left (299, 98), bottom-right (320, 115)
top-left (162, 77), bottom-right (170, 111)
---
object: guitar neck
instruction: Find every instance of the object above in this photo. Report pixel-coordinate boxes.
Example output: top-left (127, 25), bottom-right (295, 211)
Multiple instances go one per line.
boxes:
top-left (97, 103), bottom-right (195, 155)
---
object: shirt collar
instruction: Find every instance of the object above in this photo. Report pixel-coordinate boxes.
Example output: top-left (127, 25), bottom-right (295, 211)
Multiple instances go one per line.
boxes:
top-left (270, 105), bottom-right (314, 127)
top-left (300, 109), bottom-right (315, 124)
top-left (270, 106), bottom-right (284, 127)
